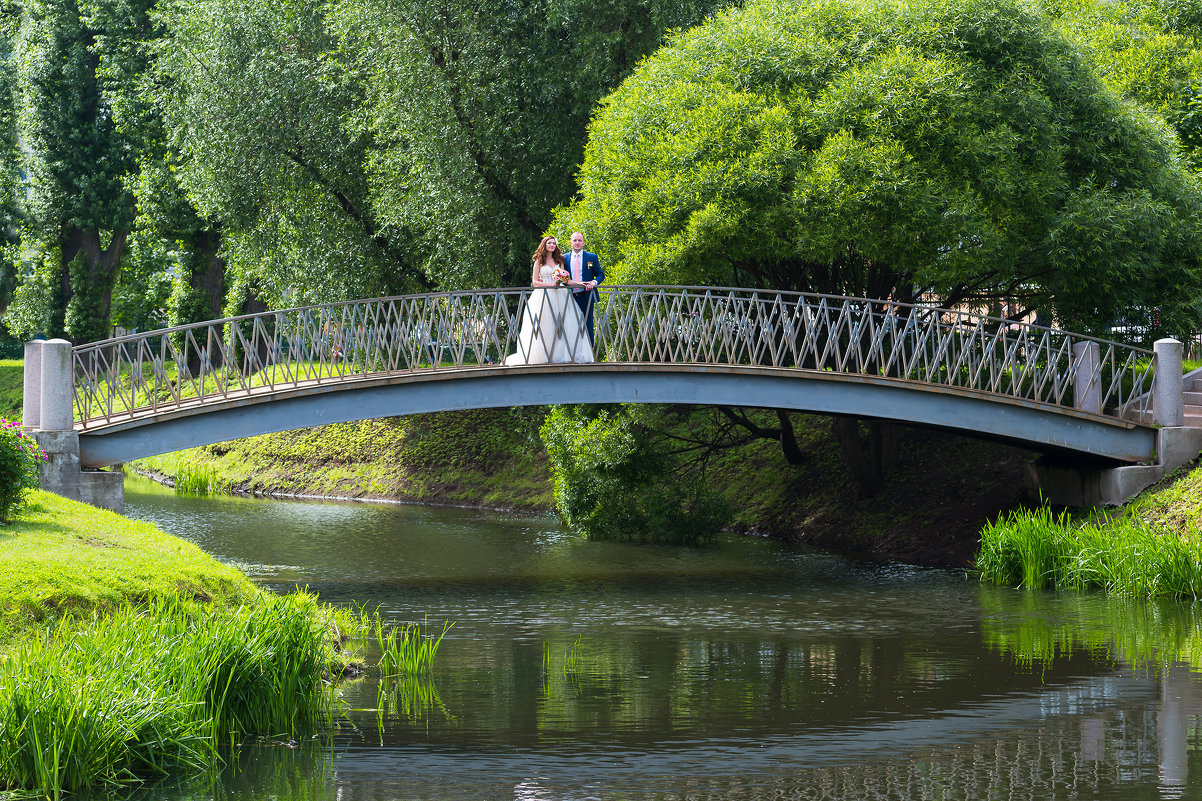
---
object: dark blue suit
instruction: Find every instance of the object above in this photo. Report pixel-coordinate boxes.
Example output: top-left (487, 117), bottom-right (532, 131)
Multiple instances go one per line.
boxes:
top-left (567, 250), bottom-right (604, 343)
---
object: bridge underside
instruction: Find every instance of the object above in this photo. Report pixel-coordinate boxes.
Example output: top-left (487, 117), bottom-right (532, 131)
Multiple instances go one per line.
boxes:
top-left (76, 365), bottom-right (1157, 467)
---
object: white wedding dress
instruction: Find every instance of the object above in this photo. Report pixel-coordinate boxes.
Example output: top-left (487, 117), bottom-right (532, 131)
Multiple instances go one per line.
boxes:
top-left (504, 265), bottom-right (595, 365)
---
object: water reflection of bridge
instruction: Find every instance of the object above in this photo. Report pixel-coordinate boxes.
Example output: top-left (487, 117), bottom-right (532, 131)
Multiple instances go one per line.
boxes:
top-left (21, 286), bottom-right (1202, 512)
top-left (230, 656), bottom-right (1202, 801)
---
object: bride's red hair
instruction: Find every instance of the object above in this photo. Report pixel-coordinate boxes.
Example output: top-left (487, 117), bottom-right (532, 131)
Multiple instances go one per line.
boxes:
top-left (532, 236), bottom-right (565, 267)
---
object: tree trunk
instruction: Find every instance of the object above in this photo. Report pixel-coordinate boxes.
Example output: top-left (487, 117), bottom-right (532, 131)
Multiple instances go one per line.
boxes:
top-left (59, 225), bottom-right (129, 343)
top-left (830, 416), bottom-right (898, 497)
top-left (193, 228), bottom-right (226, 319)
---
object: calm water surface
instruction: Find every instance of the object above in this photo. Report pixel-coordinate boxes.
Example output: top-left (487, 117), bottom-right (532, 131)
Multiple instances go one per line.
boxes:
top-left (121, 474), bottom-right (1202, 800)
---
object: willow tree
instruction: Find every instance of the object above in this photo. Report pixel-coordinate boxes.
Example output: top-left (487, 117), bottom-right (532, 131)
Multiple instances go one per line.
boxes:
top-left (151, 0), bottom-right (421, 309)
top-left (557, 0), bottom-right (1202, 334)
top-left (1052, 0), bottom-right (1202, 170)
top-left (332, 0), bottom-right (728, 288)
top-left (6, 0), bottom-right (139, 343)
top-left (549, 0), bottom-right (1202, 498)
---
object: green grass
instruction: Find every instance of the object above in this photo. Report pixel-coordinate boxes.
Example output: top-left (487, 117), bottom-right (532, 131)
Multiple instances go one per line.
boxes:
top-left (0, 490), bottom-right (257, 644)
top-left (373, 616), bottom-right (452, 676)
top-left (0, 360), bottom-right (22, 422)
top-left (173, 462), bottom-right (229, 495)
top-left (0, 489), bottom-right (367, 799)
top-left (976, 504), bottom-right (1202, 597)
top-left (0, 592), bottom-right (340, 799)
top-left (132, 407), bottom-right (554, 510)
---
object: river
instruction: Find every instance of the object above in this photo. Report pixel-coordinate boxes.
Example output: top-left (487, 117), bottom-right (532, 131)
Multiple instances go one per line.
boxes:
top-left (120, 474), bottom-right (1202, 800)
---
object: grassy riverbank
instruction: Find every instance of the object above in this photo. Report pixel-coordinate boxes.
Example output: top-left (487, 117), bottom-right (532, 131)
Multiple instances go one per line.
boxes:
top-left (977, 465), bottom-right (1202, 597)
top-left (0, 490), bottom-right (256, 644)
top-left (134, 408), bottom-right (554, 510)
top-left (0, 490), bottom-right (366, 798)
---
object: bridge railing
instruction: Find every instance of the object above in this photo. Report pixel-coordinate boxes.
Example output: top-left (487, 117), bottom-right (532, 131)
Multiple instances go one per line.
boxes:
top-left (70, 286), bottom-right (1155, 428)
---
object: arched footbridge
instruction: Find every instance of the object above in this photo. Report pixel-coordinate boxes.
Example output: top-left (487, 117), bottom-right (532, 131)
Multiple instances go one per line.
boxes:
top-left (22, 286), bottom-right (1195, 512)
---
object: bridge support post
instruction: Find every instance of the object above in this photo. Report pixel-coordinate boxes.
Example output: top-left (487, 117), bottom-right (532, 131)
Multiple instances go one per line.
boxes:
top-left (1073, 341), bottom-right (1101, 414)
top-left (1154, 338), bottom-right (1184, 427)
top-left (1028, 337), bottom-right (1202, 506)
top-left (24, 339), bottom-right (123, 515)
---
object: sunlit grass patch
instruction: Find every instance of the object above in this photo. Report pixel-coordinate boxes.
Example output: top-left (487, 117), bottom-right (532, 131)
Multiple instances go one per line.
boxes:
top-left (174, 462), bottom-right (228, 495)
top-left (0, 490), bottom-right (256, 644)
top-left (976, 504), bottom-right (1202, 598)
top-left (0, 592), bottom-right (339, 798)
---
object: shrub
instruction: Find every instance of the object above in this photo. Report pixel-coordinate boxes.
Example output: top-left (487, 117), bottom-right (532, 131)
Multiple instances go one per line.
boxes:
top-left (0, 419), bottom-right (45, 523)
top-left (541, 404), bottom-right (730, 545)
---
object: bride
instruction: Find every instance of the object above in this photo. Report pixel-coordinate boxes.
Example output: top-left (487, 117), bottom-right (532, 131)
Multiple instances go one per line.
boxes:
top-left (504, 236), bottom-right (594, 365)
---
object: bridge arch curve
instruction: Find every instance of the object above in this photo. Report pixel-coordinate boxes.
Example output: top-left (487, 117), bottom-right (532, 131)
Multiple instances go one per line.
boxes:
top-left (77, 364), bottom-right (1155, 467)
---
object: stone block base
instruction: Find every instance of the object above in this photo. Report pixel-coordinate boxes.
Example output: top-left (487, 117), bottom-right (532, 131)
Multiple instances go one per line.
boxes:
top-left (1025, 426), bottom-right (1202, 507)
top-left (32, 429), bottom-right (124, 515)
top-left (1025, 461), bottom-right (1164, 507)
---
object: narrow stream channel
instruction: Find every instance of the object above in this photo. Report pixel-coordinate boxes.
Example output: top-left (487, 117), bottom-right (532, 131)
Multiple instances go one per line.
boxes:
top-left (120, 473), bottom-right (1202, 800)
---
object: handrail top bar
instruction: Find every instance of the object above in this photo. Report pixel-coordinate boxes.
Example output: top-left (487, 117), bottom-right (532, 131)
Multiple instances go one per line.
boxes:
top-left (70, 284), bottom-right (1154, 357)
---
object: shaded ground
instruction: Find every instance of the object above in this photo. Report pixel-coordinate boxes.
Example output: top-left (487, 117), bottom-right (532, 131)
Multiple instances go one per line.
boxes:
top-left (699, 414), bottom-right (1035, 567)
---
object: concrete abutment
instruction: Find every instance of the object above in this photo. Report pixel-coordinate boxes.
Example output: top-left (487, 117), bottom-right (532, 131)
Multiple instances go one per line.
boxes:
top-left (23, 339), bottom-right (124, 515)
top-left (1026, 339), bottom-right (1202, 506)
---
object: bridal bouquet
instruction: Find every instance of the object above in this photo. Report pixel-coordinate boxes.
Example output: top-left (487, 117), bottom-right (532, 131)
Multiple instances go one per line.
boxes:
top-left (552, 266), bottom-right (571, 286)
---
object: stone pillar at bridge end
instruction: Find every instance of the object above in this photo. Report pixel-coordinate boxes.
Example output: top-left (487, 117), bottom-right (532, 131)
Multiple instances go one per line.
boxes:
top-left (1154, 338), bottom-right (1184, 428)
top-left (24, 338), bottom-right (123, 515)
top-left (21, 340), bottom-right (41, 429)
top-left (1027, 337), bottom-right (1202, 506)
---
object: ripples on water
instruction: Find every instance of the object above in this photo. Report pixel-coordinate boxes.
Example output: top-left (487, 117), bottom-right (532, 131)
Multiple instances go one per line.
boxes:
top-left (120, 475), bottom-right (1202, 801)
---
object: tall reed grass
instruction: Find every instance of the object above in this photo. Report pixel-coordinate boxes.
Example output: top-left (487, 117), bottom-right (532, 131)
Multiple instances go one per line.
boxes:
top-left (0, 592), bottom-right (338, 799)
top-left (976, 505), bottom-right (1202, 598)
top-left (373, 617), bottom-right (452, 676)
top-left (174, 462), bottom-right (227, 495)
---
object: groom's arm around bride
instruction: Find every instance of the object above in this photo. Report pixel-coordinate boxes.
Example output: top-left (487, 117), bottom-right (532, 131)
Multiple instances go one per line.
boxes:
top-left (568, 231), bottom-right (604, 345)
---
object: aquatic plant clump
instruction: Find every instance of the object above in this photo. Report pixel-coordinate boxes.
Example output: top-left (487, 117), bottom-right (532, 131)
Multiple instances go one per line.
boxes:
top-left (373, 617), bottom-right (452, 676)
top-left (0, 592), bottom-right (339, 798)
top-left (976, 506), bottom-right (1202, 598)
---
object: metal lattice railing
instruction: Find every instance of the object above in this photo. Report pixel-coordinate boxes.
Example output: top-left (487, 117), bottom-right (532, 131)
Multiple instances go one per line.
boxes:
top-left (71, 286), bottom-right (1156, 429)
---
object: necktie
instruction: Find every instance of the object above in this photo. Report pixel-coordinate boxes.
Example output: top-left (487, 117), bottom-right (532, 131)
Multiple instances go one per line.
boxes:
top-left (572, 252), bottom-right (582, 284)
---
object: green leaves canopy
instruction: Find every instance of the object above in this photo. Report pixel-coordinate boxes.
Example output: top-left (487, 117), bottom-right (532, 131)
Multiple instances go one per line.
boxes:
top-left (559, 0), bottom-right (1202, 334)
top-left (151, 0), bottom-right (417, 307)
top-left (332, 0), bottom-right (725, 287)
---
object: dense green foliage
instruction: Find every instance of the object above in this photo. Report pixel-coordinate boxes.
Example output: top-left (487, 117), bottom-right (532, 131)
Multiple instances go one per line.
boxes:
top-left (5, 0), bottom-right (139, 342)
top-left (0, 593), bottom-right (338, 796)
top-left (1051, 0), bottom-right (1202, 170)
top-left (541, 405), bottom-right (731, 544)
top-left (0, 0), bottom-right (726, 340)
top-left (558, 0), bottom-right (1202, 335)
top-left (977, 505), bottom-right (1202, 597)
top-left (333, 0), bottom-right (726, 287)
top-left (152, 0), bottom-right (412, 307)
top-left (0, 419), bottom-right (43, 523)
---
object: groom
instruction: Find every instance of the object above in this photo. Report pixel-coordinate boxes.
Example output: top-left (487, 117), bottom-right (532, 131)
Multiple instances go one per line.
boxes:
top-left (567, 231), bottom-right (604, 344)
